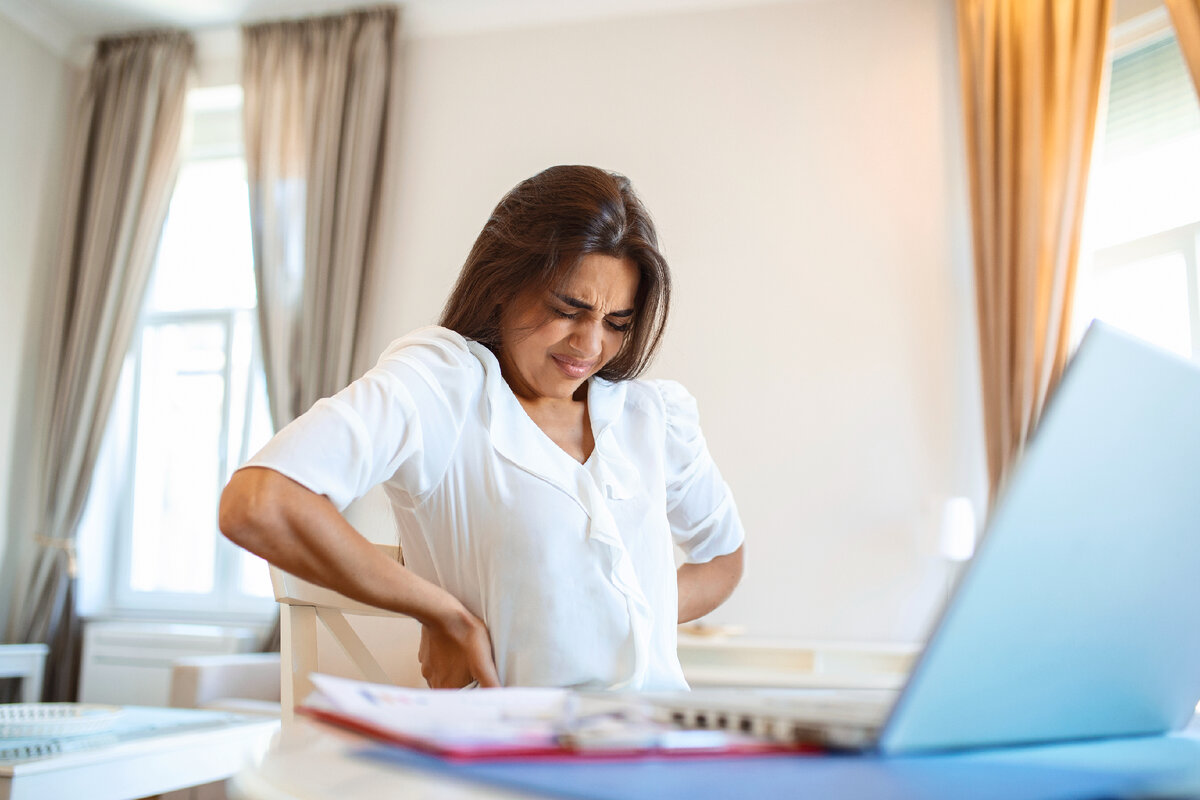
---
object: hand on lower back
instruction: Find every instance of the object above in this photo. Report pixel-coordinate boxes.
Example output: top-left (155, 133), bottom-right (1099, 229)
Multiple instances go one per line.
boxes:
top-left (418, 608), bottom-right (500, 688)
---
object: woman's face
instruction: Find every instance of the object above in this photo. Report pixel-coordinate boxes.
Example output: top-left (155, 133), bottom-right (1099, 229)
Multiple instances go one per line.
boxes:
top-left (499, 253), bottom-right (640, 404)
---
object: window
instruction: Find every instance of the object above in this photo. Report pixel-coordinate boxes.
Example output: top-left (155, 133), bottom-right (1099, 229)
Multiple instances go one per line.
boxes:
top-left (1075, 16), bottom-right (1200, 362)
top-left (84, 86), bottom-right (275, 619)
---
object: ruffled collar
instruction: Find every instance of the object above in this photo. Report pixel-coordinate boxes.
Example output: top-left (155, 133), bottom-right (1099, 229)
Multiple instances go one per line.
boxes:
top-left (466, 341), bottom-right (639, 501)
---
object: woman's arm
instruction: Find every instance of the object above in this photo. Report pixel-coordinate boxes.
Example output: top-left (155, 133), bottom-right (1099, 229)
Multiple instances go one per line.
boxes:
top-left (219, 466), bottom-right (499, 688)
top-left (676, 545), bottom-right (744, 624)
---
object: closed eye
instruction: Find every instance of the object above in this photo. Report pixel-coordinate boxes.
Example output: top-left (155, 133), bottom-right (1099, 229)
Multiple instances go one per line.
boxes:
top-left (549, 298), bottom-right (632, 332)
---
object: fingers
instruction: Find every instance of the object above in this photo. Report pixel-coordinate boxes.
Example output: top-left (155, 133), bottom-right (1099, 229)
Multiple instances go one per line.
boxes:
top-left (418, 625), bottom-right (432, 685)
top-left (473, 662), bottom-right (501, 688)
top-left (469, 647), bottom-right (501, 687)
top-left (467, 629), bottom-right (501, 688)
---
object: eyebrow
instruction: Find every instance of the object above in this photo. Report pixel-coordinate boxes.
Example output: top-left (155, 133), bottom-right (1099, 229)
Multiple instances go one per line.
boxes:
top-left (552, 293), bottom-right (635, 317)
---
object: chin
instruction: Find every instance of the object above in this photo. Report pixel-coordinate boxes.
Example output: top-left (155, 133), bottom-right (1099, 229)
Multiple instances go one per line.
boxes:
top-left (542, 376), bottom-right (587, 401)
top-left (555, 382), bottom-right (586, 400)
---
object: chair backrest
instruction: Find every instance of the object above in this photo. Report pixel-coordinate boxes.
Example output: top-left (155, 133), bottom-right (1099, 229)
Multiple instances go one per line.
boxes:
top-left (271, 543), bottom-right (423, 717)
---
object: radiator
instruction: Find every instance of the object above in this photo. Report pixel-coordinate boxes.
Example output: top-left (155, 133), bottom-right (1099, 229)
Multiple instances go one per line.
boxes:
top-left (79, 620), bottom-right (259, 706)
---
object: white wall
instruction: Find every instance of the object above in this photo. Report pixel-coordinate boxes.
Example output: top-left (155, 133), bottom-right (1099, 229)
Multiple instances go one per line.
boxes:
top-left (362, 0), bottom-right (985, 643)
top-left (0, 13), bottom-right (75, 638)
top-left (0, 0), bottom-right (986, 647)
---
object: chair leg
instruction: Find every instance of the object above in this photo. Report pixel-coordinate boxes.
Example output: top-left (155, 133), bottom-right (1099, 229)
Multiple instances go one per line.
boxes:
top-left (281, 605), bottom-right (317, 721)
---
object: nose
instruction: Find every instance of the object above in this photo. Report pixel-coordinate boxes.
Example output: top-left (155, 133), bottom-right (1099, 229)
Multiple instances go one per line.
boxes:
top-left (569, 317), bottom-right (603, 357)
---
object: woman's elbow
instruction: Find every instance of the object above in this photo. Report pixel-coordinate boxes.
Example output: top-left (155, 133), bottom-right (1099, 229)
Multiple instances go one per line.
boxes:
top-left (218, 468), bottom-right (279, 552)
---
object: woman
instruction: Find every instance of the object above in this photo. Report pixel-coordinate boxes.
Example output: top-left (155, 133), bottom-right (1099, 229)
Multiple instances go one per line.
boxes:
top-left (219, 165), bottom-right (744, 691)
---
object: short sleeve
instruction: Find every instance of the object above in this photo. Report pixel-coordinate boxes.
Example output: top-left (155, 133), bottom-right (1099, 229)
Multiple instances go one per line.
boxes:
top-left (242, 326), bottom-right (480, 510)
top-left (653, 380), bottom-right (745, 563)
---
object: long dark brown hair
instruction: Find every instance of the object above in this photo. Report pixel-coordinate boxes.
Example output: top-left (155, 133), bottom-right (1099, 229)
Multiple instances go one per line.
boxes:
top-left (439, 165), bottom-right (671, 381)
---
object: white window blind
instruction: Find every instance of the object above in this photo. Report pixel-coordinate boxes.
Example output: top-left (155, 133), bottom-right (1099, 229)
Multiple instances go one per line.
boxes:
top-left (1104, 34), bottom-right (1200, 160)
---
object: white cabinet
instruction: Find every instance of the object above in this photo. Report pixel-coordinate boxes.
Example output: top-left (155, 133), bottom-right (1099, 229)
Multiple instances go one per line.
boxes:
top-left (79, 620), bottom-right (259, 706)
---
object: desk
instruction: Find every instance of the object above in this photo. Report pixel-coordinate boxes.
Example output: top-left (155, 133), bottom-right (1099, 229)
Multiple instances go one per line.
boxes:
top-left (232, 714), bottom-right (1200, 800)
top-left (1, 706), bottom-right (279, 800)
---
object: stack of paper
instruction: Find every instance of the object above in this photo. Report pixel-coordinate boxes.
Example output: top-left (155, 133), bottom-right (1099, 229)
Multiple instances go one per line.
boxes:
top-left (301, 674), bottom-right (805, 760)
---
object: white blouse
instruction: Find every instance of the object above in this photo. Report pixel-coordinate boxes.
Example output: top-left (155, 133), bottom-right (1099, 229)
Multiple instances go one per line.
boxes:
top-left (245, 326), bottom-right (744, 690)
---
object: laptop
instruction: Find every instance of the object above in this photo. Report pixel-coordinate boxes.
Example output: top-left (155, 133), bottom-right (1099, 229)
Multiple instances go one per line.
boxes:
top-left (645, 322), bottom-right (1200, 754)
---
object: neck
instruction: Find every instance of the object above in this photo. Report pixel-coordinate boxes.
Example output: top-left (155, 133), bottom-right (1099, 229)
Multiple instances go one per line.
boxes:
top-left (513, 382), bottom-right (588, 420)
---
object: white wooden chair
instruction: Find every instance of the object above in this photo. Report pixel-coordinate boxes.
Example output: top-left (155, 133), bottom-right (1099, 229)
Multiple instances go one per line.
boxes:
top-left (269, 542), bottom-right (425, 718)
top-left (0, 643), bottom-right (48, 702)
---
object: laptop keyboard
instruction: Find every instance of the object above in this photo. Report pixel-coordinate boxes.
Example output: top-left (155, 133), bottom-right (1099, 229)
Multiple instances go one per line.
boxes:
top-left (646, 689), bottom-right (896, 748)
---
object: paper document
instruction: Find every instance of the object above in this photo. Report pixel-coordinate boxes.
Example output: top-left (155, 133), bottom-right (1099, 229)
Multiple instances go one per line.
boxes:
top-left (302, 674), bottom-right (809, 760)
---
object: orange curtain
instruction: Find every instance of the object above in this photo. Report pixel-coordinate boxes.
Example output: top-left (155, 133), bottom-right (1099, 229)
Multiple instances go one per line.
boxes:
top-left (1165, 0), bottom-right (1200, 94)
top-left (956, 0), bottom-right (1111, 499)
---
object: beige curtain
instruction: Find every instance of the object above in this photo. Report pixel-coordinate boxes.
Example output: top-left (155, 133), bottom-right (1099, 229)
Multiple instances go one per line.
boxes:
top-left (956, 0), bottom-right (1111, 499)
top-left (242, 7), bottom-right (396, 431)
top-left (5, 32), bottom-right (193, 701)
top-left (1166, 0), bottom-right (1200, 93)
top-left (243, 8), bottom-right (396, 651)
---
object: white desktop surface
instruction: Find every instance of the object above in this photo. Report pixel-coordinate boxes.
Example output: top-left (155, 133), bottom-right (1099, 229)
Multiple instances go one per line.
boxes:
top-left (230, 718), bottom-right (527, 800)
top-left (1, 706), bottom-right (279, 800)
top-left (232, 713), bottom-right (1200, 800)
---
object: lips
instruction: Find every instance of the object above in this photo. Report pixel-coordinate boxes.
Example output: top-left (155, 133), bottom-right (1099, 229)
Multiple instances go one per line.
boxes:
top-left (551, 354), bottom-right (596, 379)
